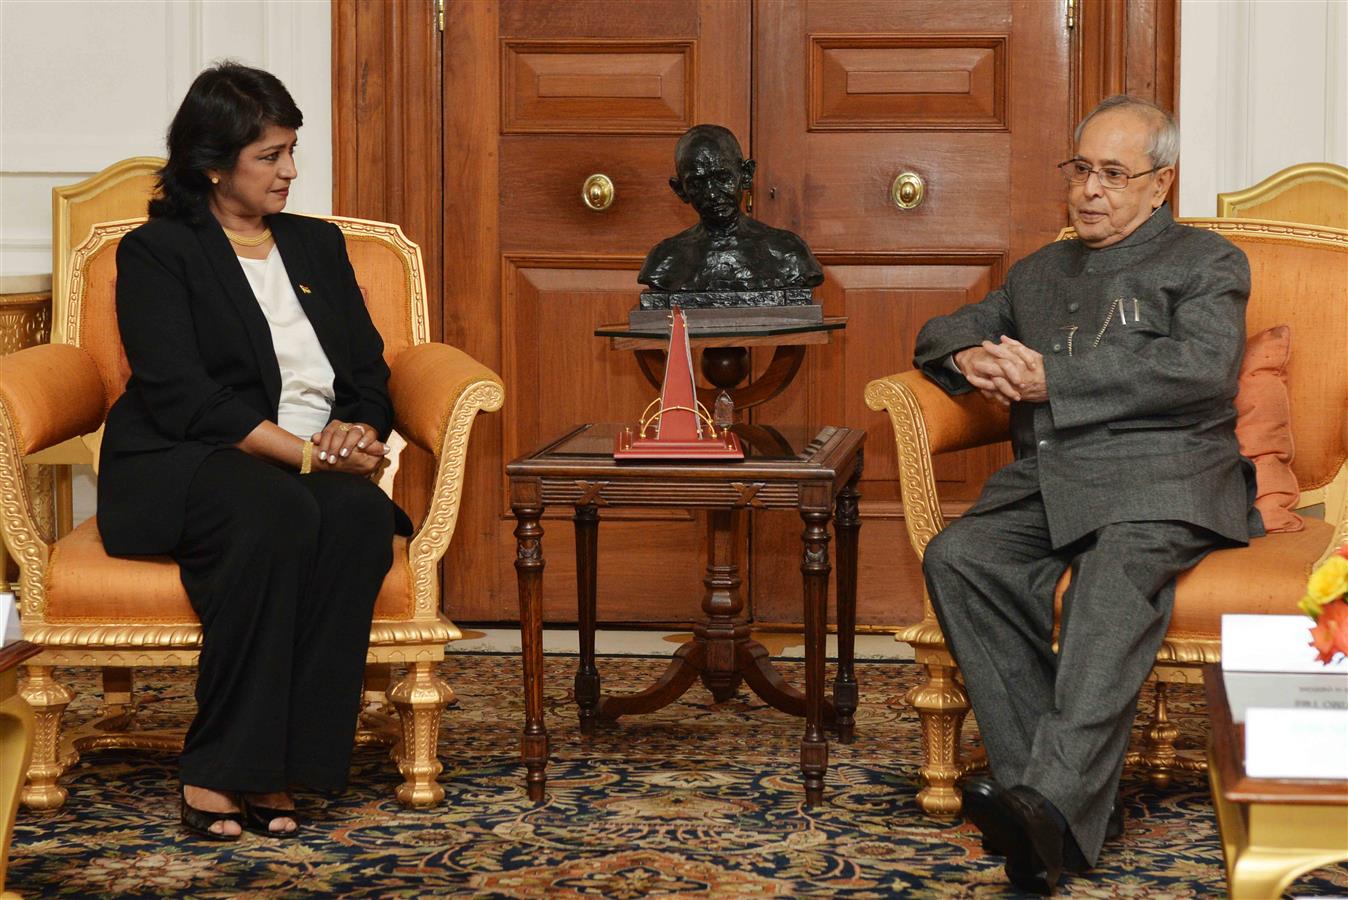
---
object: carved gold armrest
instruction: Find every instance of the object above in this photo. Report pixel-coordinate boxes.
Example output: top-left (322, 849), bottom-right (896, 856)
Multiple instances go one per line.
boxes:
top-left (863, 369), bottom-right (1008, 559)
top-left (388, 342), bottom-right (504, 611)
top-left (0, 344), bottom-right (106, 604)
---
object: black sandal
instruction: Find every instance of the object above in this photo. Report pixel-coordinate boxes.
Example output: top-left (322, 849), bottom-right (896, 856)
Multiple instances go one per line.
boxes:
top-left (180, 797), bottom-right (243, 842)
top-left (241, 798), bottom-right (302, 838)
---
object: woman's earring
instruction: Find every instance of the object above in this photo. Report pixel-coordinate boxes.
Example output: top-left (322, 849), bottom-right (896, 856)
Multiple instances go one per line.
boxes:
top-left (210, 176), bottom-right (220, 184)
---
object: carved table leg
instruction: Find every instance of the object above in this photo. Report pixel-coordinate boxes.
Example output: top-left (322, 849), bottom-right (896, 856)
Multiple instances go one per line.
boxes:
top-left (832, 465), bottom-right (861, 743)
top-left (698, 508), bottom-right (747, 703)
top-left (800, 507), bottom-right (833, 806)
top-left (574, 505), bottom-right (600, 735)
top-left (907, 661), bottom-right (970, 815)
top-left (598, 642), bottom-right (705, 720)
top-left (19, 665), bottom-right (73, 810)
top-left (0, 668), bottom-right (35, 893)
top-left (513, 499), bottom-right (549, 802)
top-left (388, 659), bottom-right (453, 807)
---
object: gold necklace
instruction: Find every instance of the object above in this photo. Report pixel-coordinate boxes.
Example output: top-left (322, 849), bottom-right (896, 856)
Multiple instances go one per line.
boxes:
top-left (223, 227), bottom-right (273, 247)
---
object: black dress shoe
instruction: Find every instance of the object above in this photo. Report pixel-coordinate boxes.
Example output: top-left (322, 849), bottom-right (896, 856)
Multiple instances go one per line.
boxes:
top-left (962, 776), bottom-right (1018, 856)
top-left (973, 784), bottom-right (1123, 861)
top-left (999, 786), bottom-right (1066, 895)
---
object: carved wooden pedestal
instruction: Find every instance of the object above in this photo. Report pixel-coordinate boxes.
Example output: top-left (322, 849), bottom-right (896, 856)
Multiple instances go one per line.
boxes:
top-left (508, 423), bottom-right (864, 806)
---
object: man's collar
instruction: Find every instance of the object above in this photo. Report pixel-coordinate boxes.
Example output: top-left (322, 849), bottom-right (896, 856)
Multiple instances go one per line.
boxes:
top-left (1082, 203), bottom-right (1174, 253)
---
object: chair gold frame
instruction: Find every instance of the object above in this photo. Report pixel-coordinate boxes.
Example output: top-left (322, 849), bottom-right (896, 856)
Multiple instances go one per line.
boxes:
top-left (1217, 162), bottom-right (1348, 230)
top-left (0, 215), bottom-right (504, 809)
top-left (865, 218), bottom-right (1348, 815)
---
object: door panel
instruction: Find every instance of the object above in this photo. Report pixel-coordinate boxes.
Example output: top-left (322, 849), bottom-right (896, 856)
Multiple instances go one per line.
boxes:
top-left (445, 0), bottom-right (750, 623)
top-left (751, 0), bottom-right (1070, 628)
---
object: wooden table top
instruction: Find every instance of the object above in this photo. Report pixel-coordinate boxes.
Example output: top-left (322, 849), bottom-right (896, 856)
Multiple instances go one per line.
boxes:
top-left (1204, 662), bottom-right (1348, 805)
top-left (508, 423), bottom-right (863, 479)
top-left (0, 640), bottom-right (39, 674)
top-left (597, 317), bottom-right (846, 351)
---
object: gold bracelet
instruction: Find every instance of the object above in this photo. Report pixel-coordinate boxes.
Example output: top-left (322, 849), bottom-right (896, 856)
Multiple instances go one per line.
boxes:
top-left (299, 440), bottom-right (314, 475)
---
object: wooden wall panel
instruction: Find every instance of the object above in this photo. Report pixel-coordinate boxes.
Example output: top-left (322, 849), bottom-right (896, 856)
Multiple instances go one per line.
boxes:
top-left (503, 41), bottom-right (695, 134)
top-left (811, 36), bottom-right (1007, 130)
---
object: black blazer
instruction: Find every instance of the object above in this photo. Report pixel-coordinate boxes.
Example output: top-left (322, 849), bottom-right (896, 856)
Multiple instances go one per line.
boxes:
top-left (97, 212), bottom-right (398, 556)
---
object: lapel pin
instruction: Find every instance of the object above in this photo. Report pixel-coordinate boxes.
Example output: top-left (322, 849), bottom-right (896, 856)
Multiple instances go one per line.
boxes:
top-left (299, 284), bottom-right (312, 294)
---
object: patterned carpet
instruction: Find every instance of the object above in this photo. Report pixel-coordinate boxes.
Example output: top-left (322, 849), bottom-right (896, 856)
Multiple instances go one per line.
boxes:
top-left (10, 655), bottom-right (1348, 898)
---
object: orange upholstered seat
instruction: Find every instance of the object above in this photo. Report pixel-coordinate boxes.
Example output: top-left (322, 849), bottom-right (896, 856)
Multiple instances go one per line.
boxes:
top-left (1052, 519), bottom-right (1336, 631)
top-left (42, 521), bottom-right (414, 625)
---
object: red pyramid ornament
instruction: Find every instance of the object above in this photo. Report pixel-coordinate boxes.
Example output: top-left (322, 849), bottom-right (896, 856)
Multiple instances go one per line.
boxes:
top-left (614, 306), bottom-right (743, 460)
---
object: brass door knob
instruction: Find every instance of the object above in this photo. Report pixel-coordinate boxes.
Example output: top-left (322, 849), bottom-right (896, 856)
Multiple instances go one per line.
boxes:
top-left (582, 174), bottom-right (615, 211)
top-left (891, 172), bottom-right (925, 210)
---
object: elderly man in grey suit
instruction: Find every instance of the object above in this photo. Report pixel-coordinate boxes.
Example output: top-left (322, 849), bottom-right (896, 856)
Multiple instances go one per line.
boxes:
top-left (915, 95), bottom-right (1261, 894)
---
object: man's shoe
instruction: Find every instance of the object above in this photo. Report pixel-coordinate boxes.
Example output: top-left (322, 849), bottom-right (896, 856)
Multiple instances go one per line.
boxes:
top-left (976, 786), bottom-right (1123, 860)
top-left (999, 786), bottom-right (1066, 896)
top-left (1105, 799), bottom-right (1125, 842)
top-left (962, 775), bottom-right (1017, 856)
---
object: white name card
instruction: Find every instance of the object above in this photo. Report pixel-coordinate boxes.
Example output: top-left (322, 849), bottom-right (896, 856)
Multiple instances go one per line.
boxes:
top-left (1, 591), bottom-right (20, 646)
top-left (1222, 614), bottom-right (1348, 674)
top-left (1245, 707), bottom-right (1348, 780)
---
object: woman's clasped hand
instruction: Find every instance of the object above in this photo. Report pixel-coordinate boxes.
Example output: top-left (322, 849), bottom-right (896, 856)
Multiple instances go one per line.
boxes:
top-left (309, 420), bottom-right (390, 476)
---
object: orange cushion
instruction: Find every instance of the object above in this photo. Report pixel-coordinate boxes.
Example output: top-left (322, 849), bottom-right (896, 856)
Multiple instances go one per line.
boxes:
top-left (1053, 518), bottom-right (1335, 634)
top-left (44, 520), bottom-right (413, 624)
top-left (1235, 325), bottom-right (1304, 533)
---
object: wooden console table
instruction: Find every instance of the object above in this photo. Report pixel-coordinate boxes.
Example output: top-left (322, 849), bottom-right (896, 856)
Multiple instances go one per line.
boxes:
top-left (1205, 663), bottom-right (1348, 898)
top-left (0, 640), bottom-right (40, 897)
top-left (507, 423), bottom-right (864, 805)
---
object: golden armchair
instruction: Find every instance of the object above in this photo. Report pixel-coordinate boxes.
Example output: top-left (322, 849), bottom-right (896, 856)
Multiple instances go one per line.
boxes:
top-left (865, 218), bottom-right (1348, 815)
top-left (0, 216), bottom-right (503, 810)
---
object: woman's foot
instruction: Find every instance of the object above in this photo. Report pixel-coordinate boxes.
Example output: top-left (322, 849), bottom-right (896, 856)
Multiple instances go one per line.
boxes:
top-left (181, 785), bottom-right (242, 839)
top-left (242, 791), bottom-right (299, 836)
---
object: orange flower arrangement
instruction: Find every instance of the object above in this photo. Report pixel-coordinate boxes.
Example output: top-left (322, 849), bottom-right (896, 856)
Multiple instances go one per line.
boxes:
top-left (1298, 542), bottom-right (1348, 665)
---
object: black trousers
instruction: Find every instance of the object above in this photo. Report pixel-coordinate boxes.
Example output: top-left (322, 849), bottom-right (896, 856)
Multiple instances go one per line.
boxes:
top-left (173, 449), bottom-right (394, 793)
top-left (922, 494), bottom-right (1221, 865)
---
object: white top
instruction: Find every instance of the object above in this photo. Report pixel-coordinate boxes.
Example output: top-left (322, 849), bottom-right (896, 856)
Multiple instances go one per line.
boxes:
top-left (237, 247), bottom-right (336, 438)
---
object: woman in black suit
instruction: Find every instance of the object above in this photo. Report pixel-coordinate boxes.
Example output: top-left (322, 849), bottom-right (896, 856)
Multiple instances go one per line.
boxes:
top-left (98, 62), bottom-right (407, 840)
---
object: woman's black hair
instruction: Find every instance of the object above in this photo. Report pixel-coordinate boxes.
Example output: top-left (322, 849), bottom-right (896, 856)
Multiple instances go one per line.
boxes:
top-left (150, 61), bottom-right (303, 222)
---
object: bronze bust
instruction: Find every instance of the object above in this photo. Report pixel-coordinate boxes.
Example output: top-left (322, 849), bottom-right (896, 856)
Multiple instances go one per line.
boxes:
top-left (638, 125), bottom-right (823, 294)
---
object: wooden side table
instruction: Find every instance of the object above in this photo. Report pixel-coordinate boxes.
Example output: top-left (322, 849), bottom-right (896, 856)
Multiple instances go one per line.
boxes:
top-left (0, 641), bottom-right (40, 897)
top-left (507, 423), bottom-right (864, 805)
top-left (1205, 663), bottom-right (1348, 898)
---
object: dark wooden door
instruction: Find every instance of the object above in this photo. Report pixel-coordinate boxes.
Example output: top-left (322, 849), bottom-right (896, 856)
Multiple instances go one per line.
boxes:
top-left (749, 1), bottom-right (1072, 627)
top-left (443, 0), bottom-right (750, 623)
top-left (338, 0), bottom-right (1173, 627)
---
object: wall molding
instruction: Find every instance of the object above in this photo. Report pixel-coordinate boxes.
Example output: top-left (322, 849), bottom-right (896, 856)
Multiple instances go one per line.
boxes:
top-left (1, 0), bottom-right (331, 276)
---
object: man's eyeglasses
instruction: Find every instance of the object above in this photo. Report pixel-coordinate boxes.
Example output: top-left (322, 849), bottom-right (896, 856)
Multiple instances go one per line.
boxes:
top-left (1057, 159), bottom-right (1163, 191)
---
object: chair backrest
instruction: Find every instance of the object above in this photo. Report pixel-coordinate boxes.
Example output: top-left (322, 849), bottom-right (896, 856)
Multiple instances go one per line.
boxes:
top-left (1216, 162), bottom-right (1348, 229)
top-left (60, 215), bottom-right (431, 424)
top-left (52, 157), bottom-right (164, 313)
top-left (1054, 218), bottom-right (1348, 502)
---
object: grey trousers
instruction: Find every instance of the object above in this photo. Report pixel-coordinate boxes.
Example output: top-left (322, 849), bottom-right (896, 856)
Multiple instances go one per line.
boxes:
top-left (922, 493), bottom-right (1219, 865)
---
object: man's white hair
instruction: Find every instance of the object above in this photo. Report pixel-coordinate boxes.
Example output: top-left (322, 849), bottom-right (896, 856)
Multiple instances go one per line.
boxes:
top-left (1074, 95), bottom-right (1179, 169)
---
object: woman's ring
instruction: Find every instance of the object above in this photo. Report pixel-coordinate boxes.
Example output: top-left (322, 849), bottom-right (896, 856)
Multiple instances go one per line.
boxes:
top-left (338, 423), bottom-right (352, 432)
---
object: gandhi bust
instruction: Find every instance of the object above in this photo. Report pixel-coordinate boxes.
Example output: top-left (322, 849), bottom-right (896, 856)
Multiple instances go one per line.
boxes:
top-left (638, 125), bottom-right (823, 293)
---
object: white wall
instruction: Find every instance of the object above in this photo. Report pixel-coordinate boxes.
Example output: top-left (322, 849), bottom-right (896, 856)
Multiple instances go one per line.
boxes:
top-left (0, 0), bottom-right (330, 523)
top-left (1180, 0), bottom-right (1348, 216)
top-left (0, 0), bottom-right (332, 278)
